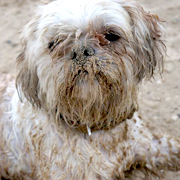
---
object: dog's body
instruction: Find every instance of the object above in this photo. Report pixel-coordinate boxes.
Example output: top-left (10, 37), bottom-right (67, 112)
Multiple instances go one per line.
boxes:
top-left (1, 83), bottom-right (180, 180)
top-left (1, 0), bottom-right (180, 179)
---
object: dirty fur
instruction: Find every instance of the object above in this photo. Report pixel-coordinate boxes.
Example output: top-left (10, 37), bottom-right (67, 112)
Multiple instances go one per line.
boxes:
top-left (0, 0), bottom-right (180, 179)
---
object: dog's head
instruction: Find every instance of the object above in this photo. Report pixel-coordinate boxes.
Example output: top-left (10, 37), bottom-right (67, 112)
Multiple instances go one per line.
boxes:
top-left (16, 0), bottom-right (165, 132)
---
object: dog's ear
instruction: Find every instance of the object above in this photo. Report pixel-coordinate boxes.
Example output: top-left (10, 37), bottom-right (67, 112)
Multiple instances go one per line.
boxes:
top-left (122, 1), bottom-right (165, 81)
top-left (16, 50), bottom-right (41, 108)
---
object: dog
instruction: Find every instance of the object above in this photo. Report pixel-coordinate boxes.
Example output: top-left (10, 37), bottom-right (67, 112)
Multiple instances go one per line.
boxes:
top-left (1, 0), bottom-right (180, 179)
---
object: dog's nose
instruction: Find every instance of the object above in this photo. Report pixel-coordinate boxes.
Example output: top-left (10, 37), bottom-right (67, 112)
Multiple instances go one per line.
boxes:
top-left (70, 45), bottom-right (95, 64)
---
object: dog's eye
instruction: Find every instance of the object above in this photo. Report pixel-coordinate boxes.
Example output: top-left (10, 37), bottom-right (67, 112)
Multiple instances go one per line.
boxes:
top-left (48, 41), bottom-right (55, 49)
top-left (48, 40), bottom-right (60, 51)
top-left (105, 33), bottom-right (120, 42)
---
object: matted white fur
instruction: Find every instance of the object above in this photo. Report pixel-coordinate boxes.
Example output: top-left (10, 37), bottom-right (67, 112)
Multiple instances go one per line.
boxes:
top-left (0, 0), bottom-right (180, 179)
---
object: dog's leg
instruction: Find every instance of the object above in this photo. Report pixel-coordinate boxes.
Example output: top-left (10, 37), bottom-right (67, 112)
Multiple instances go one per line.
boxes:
top-left (127, 113), bottom-right (180, 178)
top-left (145, 134), bottom-right (180, 172)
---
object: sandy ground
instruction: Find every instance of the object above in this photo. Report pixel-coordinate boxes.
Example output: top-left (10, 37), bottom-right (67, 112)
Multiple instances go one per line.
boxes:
top-left (0, 0), bottom-right (180, 179)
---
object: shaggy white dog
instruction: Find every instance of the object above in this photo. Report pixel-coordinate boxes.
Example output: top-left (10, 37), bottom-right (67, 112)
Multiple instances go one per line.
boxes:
top-left (1, 0), bottom-right (180, 179)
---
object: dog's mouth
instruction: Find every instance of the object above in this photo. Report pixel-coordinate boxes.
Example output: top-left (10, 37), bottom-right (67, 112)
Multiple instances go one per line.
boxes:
top-left (55, 63), bottom-right (136, 133)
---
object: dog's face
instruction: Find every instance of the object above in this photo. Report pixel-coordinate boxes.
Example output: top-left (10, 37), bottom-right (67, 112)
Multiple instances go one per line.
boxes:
top-left (16, 0), bottom-right (165, 132)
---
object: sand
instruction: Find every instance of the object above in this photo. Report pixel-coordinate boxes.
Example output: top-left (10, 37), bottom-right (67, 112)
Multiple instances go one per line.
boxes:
top-left (0, 0), bottom-right (180, 179)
